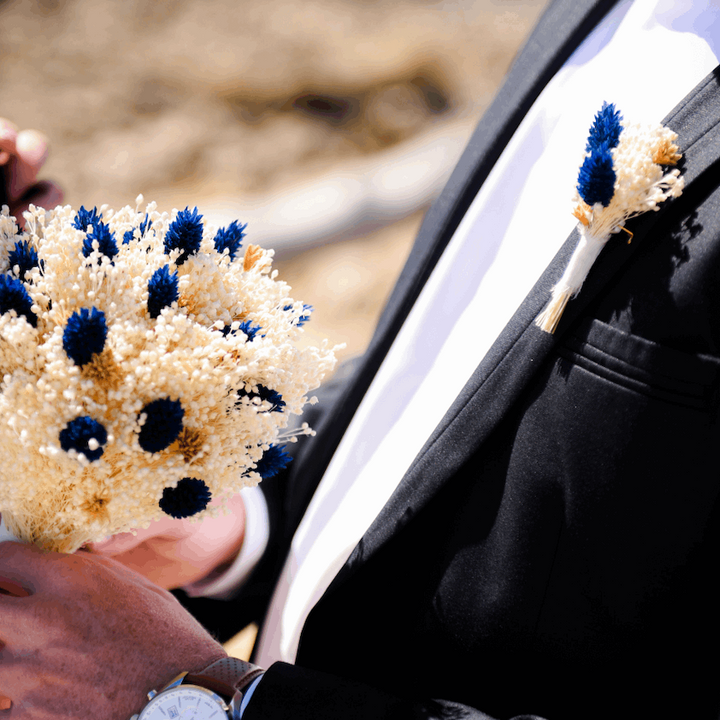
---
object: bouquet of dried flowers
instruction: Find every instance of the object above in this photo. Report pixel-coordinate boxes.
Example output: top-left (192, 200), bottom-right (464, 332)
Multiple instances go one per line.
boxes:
top-left (0, 198), bottom-right (338, 552)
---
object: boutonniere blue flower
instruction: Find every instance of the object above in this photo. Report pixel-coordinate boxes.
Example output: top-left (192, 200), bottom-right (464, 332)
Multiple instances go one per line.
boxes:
top-left (536, 102), bottom-right (685, 333)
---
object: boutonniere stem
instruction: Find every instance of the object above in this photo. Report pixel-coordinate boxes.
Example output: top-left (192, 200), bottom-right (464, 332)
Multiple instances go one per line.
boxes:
top-left (536, 102), bottom-right (684, 333)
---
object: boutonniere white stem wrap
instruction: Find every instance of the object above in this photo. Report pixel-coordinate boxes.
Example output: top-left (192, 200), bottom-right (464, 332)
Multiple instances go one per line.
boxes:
top-left (0, 199), bottom-right (339, 552)
top-left (536, 102), bottom-right (685, 334)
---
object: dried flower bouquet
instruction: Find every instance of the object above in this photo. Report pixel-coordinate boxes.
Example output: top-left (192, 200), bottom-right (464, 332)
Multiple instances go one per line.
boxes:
top-left (0, 198), bottom-right (338, 553)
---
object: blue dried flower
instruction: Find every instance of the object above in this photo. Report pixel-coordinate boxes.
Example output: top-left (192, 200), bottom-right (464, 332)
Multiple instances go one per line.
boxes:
top-left (585, 102), bottom-right (623, 153)
top-left (298, 304), bottom-right (312, 326)
top-left (147, 265), bottom-right (179, 318)
top-left (63, 307), bottom-right (108, 366)
top-left (82, 221), bottom-right (118, 261)
top-left (283, 303), bottom-right (312, 327)
top-left (0, 274), bottom-right (36, 327)
top-left (123, 214), bottom-right (153, 245)
top-left (159, 477), bottom-right (211, 518)
top-left (59, 416), bottom-right (107, 462)
top-left (255, 444), bottom-right (292, 479)
top-left (237, 383), bottom-right (285, 413)
top-left (258, 386), bottom-right (285, 412)
top-left (238, 319), bottom-right (261, 341)
top-left (138, 397), bottom-right (184, 453)
top-left (8, 240), bottom-right (41, 280)
top-left (577, 143), bottom-right (616, 207)
top-left (221, 319), bottom-right (261, 340)
top-left (164, 207), bottom-right (203, 265)
top-left (72, 206), bottom-right (101, 232)
top-left (214, 220), bottom-right (246, 261)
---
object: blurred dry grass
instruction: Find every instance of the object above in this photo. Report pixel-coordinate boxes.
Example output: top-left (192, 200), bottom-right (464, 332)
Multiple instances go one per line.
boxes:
top-left (2, 0), bottom-right (545, 202)
top-left (0, 0), bottom-right (548, 361)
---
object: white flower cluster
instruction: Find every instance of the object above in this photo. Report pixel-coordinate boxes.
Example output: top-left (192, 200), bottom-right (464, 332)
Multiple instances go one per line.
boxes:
top-left (571, 122), bottom-right (684, 238)
top-left (0, 198), bottom-right (339, 552)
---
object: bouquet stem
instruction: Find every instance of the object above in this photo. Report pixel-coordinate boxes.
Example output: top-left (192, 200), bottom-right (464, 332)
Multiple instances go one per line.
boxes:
top-left (0, 512), bottom-right (87, 552)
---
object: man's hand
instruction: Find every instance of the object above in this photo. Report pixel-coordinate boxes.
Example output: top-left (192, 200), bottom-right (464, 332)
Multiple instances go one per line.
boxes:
top-left (0, 540), bottom-right (227, 718)
top-left (88, 493), bottom-right (247, 590)
top-left (0, 118), bottom-right (63, 220)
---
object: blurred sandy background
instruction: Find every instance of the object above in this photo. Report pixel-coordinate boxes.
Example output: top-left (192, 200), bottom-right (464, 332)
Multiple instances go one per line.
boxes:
top-left (0, 0), bottom-right (548, 362)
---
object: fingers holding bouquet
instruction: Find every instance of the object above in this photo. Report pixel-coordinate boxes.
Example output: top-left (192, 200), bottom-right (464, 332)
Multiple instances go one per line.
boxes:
top-left (88, 492), bottom-right (247, 589)
top-left (0, 117), bottom-right (63, 221)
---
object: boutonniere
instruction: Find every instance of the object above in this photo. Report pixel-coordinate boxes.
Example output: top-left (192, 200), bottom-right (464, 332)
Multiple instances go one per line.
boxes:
top-left (536, 102), bottom-right (685, 333)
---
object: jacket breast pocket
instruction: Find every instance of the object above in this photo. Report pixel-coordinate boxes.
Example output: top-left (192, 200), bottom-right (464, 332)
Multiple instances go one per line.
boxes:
top-left (557, 317), bottom-right (720, 411)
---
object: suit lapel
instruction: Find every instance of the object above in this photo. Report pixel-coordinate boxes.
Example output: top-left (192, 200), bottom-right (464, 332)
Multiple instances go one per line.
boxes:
top-left (324, 67), bottom-right (720, 585)
top-left (288, 0), bottom-right (622, 528)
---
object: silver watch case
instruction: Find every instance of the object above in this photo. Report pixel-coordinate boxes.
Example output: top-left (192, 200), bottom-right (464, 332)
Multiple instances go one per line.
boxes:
top-left (130, 672), bottom-right (244, 720)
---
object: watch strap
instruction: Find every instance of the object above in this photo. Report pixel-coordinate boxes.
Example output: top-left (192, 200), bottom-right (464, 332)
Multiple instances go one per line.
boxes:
top-left (185, 657), bottom-right (264, 701)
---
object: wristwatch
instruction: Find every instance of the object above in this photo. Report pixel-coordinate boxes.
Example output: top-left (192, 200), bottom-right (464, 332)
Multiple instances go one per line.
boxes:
top-left (130, 657), bottom-right (264, 720)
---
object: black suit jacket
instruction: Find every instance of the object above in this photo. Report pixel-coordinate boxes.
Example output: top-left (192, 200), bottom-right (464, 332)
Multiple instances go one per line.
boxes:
top-left (181, 0), bottom-right (720, 717)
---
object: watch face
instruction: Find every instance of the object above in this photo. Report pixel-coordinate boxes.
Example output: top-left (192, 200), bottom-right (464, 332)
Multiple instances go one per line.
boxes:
top-left (139, 685), bottom-right (228, 720)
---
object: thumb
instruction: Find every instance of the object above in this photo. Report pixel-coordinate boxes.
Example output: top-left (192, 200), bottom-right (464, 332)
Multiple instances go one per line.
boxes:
top-left (88, 517), bottom-right (186, 556)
